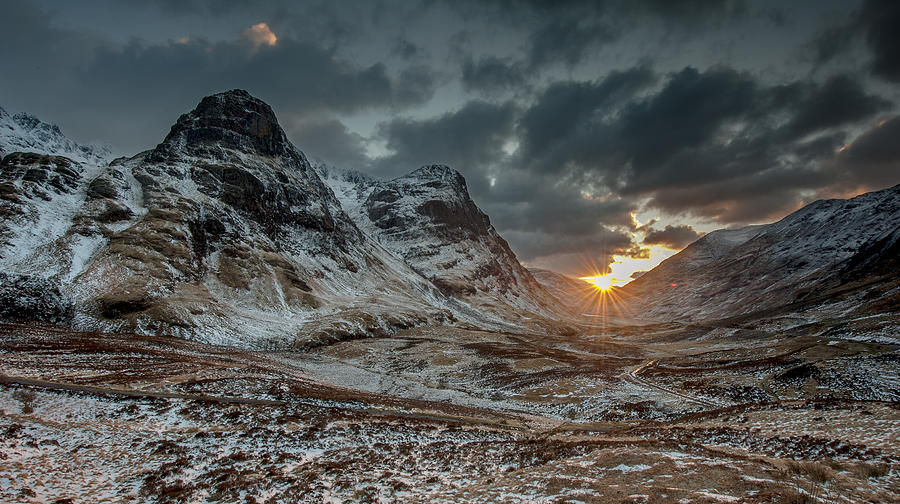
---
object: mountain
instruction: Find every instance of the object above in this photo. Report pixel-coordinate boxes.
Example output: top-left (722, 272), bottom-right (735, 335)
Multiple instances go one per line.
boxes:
top-left (0, 109), bottom-right (114, 325)
top-left (0, 107), bottom-right (110, 164)
top-left (319, 164), bottom-right (563, 319)
top-left (622, 185), bottom-right (900, 324)
top-left (529, 268), bottom-right (597, 309)
top-left (0, 90), bottom-right (565, 346)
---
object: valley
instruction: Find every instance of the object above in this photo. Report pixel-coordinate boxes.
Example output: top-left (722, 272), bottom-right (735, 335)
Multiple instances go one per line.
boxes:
top-left (1, 90), bottom-right (898, 503)
top-left (2, 318), bottom-right (897, 503)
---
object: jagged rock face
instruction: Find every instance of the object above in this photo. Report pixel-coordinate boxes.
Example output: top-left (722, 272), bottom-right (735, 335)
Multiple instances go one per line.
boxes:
top-left (357, 165), bottom-right (551, 313)
top-left (0, 272), bottom-right (73, 324)
top-left (366, 166), bottom-right (492, 242)
top-left (0, 153), bottom-right (82, 202)
top-left (151, 90), bottom-right (292, 159)
top-left (623, 185), bottom-right (900, 321)
top-left (143, 90), bottom-right (358, 254)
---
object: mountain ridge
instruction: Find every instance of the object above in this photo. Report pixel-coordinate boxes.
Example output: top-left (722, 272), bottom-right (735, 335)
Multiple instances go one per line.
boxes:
top-left (621, 184), bottom-right (900, 329)
top-left (0, 90), bottom-right (570, 346)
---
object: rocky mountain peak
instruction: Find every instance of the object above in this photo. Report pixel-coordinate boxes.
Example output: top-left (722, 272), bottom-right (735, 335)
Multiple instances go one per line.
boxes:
top-left (400, 165), bottom-right (471, 199)
top-left (12, 112), bottom-right (64, 137)
top-left (154, 89), bottom-right (291, 158)
top-left (365, 165), bottom-right (491, 240)
top-left (0, 106), bottom-right (111, 165)
top-left (404, 164), bottom-right (465, 182)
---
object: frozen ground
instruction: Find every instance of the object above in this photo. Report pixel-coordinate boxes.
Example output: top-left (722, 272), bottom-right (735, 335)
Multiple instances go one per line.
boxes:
top-left (0, 321), bottom-right (897, 503)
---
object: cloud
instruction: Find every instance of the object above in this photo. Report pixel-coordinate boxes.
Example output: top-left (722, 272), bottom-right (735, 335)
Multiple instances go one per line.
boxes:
top-left (804, 24), bottom-right (858, 67)
top-left (780, 74), bottom-right (892, 139)
top-left (392, 65), bottom-right (438, 107)
top-left (828, 114), bottom-right (900, 190)
top-left (242, 22), bottom-right (277, 49)
top-left (642, 224), bottom-right (703, 249)
top-left (391, 38), bottom-right (423, 60)
top-left (372, 100), bottom-right (518, 178)
top-left (447, 0), bottom-right (750, 72)
top-left (0, 2), bottom-right (437, 154)
top-left (461, 56), bottom-right (528, 95)
top-left (283, 116), bottom-right (370, 169)
top-left (517, 66), bottom-right (657, 171)
top-left (514, 64), bottom-right (895, 224)
top-left (501, 228), bottom-right (634, 275)
top-left (860, 0), bottom-right (900, 82)
top-left (804, 1), bottom-right (900, 83)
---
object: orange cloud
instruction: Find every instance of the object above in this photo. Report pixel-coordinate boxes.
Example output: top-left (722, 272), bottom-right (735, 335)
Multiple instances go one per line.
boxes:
top-left (242, 23), bottom-right (277, 49)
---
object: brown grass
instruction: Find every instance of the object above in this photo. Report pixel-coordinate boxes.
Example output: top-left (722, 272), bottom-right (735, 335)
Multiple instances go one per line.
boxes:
top-left (852, 462), bottom-right (890, 479)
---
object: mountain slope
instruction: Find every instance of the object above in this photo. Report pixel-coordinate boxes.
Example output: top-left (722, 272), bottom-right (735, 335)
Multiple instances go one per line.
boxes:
top-left (320, 164), bottom-right (566, 320)
top-left (1, 90), bottom-right (569, 346)
top-left (1, 92), bottom-right (459, 345)
top-left (0, 110), bottom-right (114, 324)
top-left (623, 185), bottom-right (900, 322)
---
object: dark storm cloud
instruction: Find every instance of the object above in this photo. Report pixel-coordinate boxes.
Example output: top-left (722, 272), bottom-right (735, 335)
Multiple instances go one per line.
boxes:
top-left (805, 1), bottom-right (900, 83)
top-left (372, 100), bottom-right (517, 179)
top-left (830, 115), bottom-right (900, 189)
top-left (642, 225), bottom-right (703, 249)
top-left (0, 1), bottom-right (437, 153)
top-left (392, 66), bottom-right (439, 107)
top-left (484, 185), bottom-right (636, 236)
top-left (780, 75), bottom-right (891, 139)
top-left (450, 0), bottom-right (749, 72)
top-left (132, 0), bottom-right (371, 48)
top-left (514, 64), bottom-right (893, 223)
top-left (284, 118), bottom-right (370, 170)
top-left (517, 66), bottom-right (657, 169)
top-left (391, 38), bottom-right (424, 60)
top-left (524, 13), bottom-right (619, 69)
top-left (501, 227), bottom-right (634, 276)
top-left (805, 24), bottom-right (858, 68)
top-left (460, 56), bottom-right (528, 95)
top-left (859, 0), bottom-right (900, 82)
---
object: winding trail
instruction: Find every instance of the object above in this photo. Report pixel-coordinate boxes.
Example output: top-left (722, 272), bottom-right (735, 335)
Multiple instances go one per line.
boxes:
top-left (624, 360), bottom-right (720, 408)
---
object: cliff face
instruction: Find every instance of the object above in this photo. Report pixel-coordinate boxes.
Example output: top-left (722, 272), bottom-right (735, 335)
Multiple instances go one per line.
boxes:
top-left (322, 164), bottom-right (565, 319)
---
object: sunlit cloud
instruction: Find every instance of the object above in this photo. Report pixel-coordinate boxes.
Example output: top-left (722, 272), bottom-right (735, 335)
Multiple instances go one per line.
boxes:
top-left (580, 214), bottom-right (683, 288)
top-left (242, 22), bottom-right (277, 49)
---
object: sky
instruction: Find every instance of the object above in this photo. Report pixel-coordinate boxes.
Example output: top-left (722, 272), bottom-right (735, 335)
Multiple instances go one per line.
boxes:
top-left (1, 0), bottom-right (899, 278)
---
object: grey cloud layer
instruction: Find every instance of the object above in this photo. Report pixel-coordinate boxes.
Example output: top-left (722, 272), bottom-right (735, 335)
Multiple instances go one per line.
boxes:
top-left (1, 0), bottom-right (436, 154)
top-left (2, 0), bottom-right (898, 275)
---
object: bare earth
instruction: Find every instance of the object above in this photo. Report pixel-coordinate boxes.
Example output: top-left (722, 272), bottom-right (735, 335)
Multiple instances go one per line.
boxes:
top-left (1, 321), bottom-right (897, 503)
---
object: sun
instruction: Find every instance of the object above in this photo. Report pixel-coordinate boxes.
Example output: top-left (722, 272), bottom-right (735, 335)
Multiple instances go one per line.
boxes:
top-left (581, 274), bottom-right (614, 292)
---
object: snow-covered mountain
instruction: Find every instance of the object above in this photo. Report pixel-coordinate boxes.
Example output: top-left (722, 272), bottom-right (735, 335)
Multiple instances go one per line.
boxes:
top-left (319, 164), bottom-right (563, 319)
top-left (0, 109), bottom-right (115, 325)
top-left (0, 90), bottom-right (564, 346)
top-left (0, 107), bottom-right (110, 165)
top-left (622, 185), bottom-right (900, 322)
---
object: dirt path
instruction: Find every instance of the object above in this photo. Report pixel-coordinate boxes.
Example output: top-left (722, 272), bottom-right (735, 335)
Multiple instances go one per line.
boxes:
top-left (624, 361), bottom-right (721, 408)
